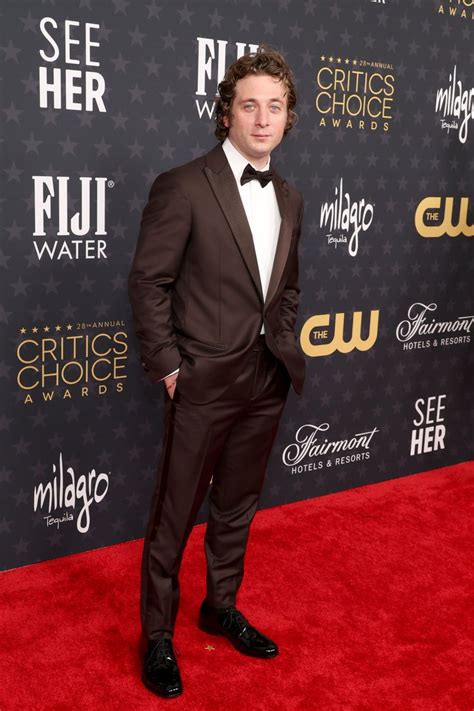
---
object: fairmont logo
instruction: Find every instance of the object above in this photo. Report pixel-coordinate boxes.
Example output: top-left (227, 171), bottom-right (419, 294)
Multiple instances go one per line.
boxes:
top-left (434, 64), bottom-right (474, 144)
top-left (320, 178), bottom-right (374, 256)
top-left (396, 302), bottom-right (473, 348)
top-left (33, 452), bottom-right (109, 533)
top-left (282, 422), bottom-right (379, 474)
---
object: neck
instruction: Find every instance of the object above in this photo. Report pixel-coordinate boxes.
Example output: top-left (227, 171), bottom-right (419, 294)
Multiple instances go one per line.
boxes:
top-left (251, 156), bottom-right (270, 170)
top-left (227, 137), bottom-right (270, 170)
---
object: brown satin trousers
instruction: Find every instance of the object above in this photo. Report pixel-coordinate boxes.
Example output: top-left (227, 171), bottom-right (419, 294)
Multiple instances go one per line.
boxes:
top-left (140, 333), bottom-right (291, 641)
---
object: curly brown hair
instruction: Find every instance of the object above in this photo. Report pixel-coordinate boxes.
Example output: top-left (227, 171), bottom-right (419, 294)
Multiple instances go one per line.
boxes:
top-left (214, 43), bottom-right (298, 142)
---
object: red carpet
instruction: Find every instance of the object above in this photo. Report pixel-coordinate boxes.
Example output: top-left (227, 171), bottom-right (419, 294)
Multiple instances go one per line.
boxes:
top-left (1, 462), bottom-right (473, 711)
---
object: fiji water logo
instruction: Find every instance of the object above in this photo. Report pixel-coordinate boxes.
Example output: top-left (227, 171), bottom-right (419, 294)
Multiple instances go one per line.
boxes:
top-left (33, 452), bottom-right (109, 533)
top-left (195, 37), bottom-right (259, 118)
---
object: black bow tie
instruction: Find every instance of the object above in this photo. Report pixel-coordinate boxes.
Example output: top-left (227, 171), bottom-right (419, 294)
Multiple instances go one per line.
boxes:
top-left (240, 163), bottom-right (274, 188)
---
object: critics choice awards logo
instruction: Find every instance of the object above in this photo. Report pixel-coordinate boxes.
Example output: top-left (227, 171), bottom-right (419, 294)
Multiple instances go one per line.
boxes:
top-left (195, 37), bottom-right (258, 119)
top-left (15, 320), bottom-right (128, 405)
top-left (282, 422), bottom-right (379, 474)
top-left (436, 0), bottom-right (474, 20)
top-left (33, 452), bottom-right (110, 534)
top-left (315, 54), bottom-right (395, 133)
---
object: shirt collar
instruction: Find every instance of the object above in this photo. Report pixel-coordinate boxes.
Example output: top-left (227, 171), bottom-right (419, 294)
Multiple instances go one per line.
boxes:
top-left (222, 137), bottom-right (271, 185)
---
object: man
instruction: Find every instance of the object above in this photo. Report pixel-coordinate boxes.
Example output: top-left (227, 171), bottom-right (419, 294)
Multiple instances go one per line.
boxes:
top-left (128, 44), bottom-right (305, 699)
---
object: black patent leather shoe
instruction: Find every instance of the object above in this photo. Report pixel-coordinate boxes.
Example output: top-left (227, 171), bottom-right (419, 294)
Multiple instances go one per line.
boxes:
top-left (142, 638), bottom-right (182, 698)
top-left (198, 599), bottom-right (279, 658)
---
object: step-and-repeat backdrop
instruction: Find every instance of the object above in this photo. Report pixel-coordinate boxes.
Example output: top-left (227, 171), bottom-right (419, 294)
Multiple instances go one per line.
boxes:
top-left (1, 0), bottom-right (473, 571)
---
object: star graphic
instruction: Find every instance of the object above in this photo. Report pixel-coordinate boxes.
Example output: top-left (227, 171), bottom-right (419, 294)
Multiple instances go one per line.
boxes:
top-left (95, 137), bottom-right (112, 156)
top-left (0, 40), bottom-right (21, 62)
top-left (2, 102), bottom-right (23, 123)
top-left (111, 53), bottom-right (130, 72)
top-left (161, 31), bottom-right (178, 50)
top-left (145, 57), bottom-right (161, 77)
top-left (129, 26), bottom-right (146, 46)
top-left (129, 85), bottom-right (146, 103)
top-left (209, 9), bottom-right (223, 28)
top-left (144, 115), bottom-right (160, 132)
top-left (178, 5), bottom-right (194, 24)
top-left (22, 133), bottom-right (42, 154)
top-left (146, 0), bottom-right (161, 20)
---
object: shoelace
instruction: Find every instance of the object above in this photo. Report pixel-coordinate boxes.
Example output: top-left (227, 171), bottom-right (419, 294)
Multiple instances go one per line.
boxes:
top-left (146, 640), bottom-right (176, 670)
top-left (223, 607), bottom-right (258, 640)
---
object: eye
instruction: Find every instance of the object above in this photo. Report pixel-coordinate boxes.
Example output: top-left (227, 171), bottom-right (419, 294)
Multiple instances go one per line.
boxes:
top-left (270, 105), bottom-right (281, 112)
top-left (243, 103), bottom-right (255, 110)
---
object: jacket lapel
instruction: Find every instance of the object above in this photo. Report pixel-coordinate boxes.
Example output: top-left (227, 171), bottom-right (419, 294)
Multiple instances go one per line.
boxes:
top-left (204, 143), bottom-right (293, 309)
top-left (265, 171), bottom-right (292, 309)
top-left (204, 145), bottom-right (264, 304)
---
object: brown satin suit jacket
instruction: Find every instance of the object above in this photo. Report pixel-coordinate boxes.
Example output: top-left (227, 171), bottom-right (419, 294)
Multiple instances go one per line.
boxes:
top-left (128, 142), bottom-right (305, 404)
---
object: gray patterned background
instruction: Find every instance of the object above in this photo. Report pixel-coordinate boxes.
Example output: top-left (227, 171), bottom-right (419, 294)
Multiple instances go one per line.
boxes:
top-left (1, 0), bottom-right (473, 571)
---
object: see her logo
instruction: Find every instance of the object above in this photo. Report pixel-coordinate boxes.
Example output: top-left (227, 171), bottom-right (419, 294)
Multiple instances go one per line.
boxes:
top-left (410, 395), bottom-right (447, 456)
top-left (38, 17), bottom-right (106, 112)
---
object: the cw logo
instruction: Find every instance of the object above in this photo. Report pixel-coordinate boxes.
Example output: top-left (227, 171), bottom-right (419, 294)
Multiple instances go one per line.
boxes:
top-left (415, 196), bottom-right (474, 238)
top-left (300, 310), bottom-right (380, 357)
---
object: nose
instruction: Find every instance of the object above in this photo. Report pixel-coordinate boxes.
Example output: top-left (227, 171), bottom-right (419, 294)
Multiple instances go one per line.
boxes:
top-left (255, 108), bottom-right (270, 127)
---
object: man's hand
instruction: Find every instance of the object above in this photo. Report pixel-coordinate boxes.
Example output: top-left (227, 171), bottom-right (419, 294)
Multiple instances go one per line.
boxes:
top-left (164, 372), bottom-right (178, 399)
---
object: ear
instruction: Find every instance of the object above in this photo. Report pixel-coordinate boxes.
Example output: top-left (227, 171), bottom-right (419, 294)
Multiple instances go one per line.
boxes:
top-left (223, 114), bottom-right (229, 128)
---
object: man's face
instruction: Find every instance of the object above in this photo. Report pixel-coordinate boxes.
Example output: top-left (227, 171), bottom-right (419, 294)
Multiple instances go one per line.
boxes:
top-left (223, 73), bottom-right (288, 168)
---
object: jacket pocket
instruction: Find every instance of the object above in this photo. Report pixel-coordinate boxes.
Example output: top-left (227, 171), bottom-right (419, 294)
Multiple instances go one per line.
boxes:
top-left (176, 333), bottom-right (227, 354)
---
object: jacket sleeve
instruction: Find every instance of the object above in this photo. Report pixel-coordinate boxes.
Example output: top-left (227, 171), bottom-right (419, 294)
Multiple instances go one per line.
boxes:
top-left (278, 193), bottom-right (304, 338)
top-left (128, 171), bottom-right (191, 383)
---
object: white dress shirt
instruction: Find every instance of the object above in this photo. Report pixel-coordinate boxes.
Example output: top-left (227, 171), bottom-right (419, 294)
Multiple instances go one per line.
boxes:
top-left (160, 136), bottom-right (281, 382)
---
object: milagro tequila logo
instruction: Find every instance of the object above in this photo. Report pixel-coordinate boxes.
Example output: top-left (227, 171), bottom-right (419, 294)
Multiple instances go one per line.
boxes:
top-left (33, 452), bottom-right (109, 533)
top-left (319, 177), bottom-right (374, 256)
top-left (396, 302), bottom-right (473, 349)
top-left (282, 422), bottom-right (379, 474)
top-left (434, 65), bottom-right (474, 143)
top-left (195, 37), bottom-right (259, 118)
